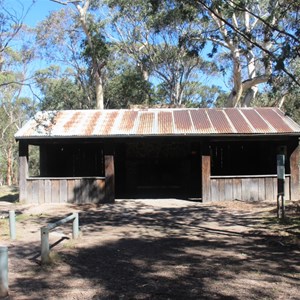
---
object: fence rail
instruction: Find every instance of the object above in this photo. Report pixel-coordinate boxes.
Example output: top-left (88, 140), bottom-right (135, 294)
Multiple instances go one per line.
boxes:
top-left (41, 212), bottom-right (79, 264)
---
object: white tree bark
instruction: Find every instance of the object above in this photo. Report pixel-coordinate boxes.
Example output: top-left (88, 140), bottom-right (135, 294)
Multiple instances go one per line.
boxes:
top-left (209, 3), bottom-right (275, 107)
top-left (51, 0), bottom-right (105, 109)
top-left (76, 1), bottom-right (104, 109)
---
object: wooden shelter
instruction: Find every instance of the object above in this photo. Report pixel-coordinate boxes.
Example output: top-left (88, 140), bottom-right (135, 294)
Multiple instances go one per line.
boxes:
top-left (15, 108), bottom-right (300, 204)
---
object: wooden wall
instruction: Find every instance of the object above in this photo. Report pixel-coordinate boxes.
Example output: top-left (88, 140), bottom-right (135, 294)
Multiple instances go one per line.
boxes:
top-left (24, 177), bottom-right (105, 204)
top-left (209, 175), bottom-right (291, 202)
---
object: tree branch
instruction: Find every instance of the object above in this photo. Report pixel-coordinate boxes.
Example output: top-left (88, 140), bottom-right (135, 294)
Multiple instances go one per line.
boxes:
top-left (195, 0), bottom-right (300, 86)
top-left (227, 0), bottom-right (300, 44)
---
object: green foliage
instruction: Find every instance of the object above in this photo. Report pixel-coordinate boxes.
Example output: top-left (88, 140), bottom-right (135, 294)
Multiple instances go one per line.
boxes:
top-left (35, 66), bottom-right (89, 110)
top-left (81, 23), bottom-right (109, 64)
top-left (283, 96), bottom-right (300, 124)
top-left (105, 67), bottom-right (153, 108)
top-left (28, 145), bottom-right (40, 177)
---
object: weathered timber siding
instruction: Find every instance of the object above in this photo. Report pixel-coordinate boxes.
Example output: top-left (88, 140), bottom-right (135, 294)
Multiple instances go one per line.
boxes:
top-left (290, 140), bottom-right (300, 200)
top-left (24, 177), bottom-right (105, 204)
top-left (201, 147), bottom-right (211, 202)
top-left (18, 142), bottom-right (28, 203)
top-left (105, 155), bottom-right (115, 203)
top-left (209, 175), bottom-right (291, 202)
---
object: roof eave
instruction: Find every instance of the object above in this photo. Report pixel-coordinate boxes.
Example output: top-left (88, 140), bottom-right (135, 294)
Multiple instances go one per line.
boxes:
top-left (15, 132), bottom-right (300, 141)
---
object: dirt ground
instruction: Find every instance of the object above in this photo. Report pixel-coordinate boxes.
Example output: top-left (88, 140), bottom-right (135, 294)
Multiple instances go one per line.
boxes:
top-left (0, 187), bottom-right (300, 300)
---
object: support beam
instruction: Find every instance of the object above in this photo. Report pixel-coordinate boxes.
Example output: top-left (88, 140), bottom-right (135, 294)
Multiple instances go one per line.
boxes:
top-left (19, 142), bottom-right (28, 203)
top-left (202, 146), bottom-right (211, 202)
top-left (105, 155), bottom-right (115, 203)
top-left (290, 139), bottom-right (300, 200)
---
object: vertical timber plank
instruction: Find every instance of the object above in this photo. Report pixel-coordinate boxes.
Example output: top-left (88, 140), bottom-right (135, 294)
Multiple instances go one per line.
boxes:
top-left (265, 178), bottom-right (274, 201)
top-left (51, 180), bottom-right (60, 203)
top-left (67, 179), bottom-right (75, 203)
top-left (74, 179), bottom-right (81, 203)
top-left (233, 178), bottom-right (242, 200)
top-left (218, 179), bottom-right (225, 201)
top-left (105, 155), bottom-right (115, 203)
top-left (60, 180), bottom-right (68, 203)
top-left (81, 179), bottom-right (88, 203)
top-left (26, 181), bottom-right (32, 203)
top-left (241, 179), bottom-right (250, 201)
top-left (285, 176), bottom-right (290, 200)
top-left (32, 180), bottom-right (39, 204)
top-left (245, 178), bottom-right (259, 201)
top-left (202, 150), bottom-right (211, 202)
top-left (18, 142), bottom-right (28, 202)
top-left (45, 179), bottom-right (52, 203)
top-left (225, 178), bottom-right (233, 201)
top-left (290, 140), bottom-right (300, 200)
top-left (210, 179), bottom-right (219, 202)
top-left (258, 178), bottom-right (265, 201)
top-left (38, 180), bottom-right (45, 204)
top-left (250, 178), bottom-right (259, 201)
top-left (97, 179), bottom-right (105, 203)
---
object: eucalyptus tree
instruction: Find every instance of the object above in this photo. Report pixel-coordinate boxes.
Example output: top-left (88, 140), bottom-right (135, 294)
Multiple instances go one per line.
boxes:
top-left (0, 0), bottom-right (37, 185)
top-left (147, 0), bottom-right (300, 107)
top-left (105, 0), bottom-right (219, 106)
top-left (0, 0), bottom-right (35, 83)
top-left (36, 7), bottom-right (93, 108)
top-left (35, 65), bottom-right (88, 110)
top-left (0, 46), bottom-right (36, 185)
top-left (105, 64), bottom-right (153, 108)
top-left (48, 0), bottom-right (109, 109)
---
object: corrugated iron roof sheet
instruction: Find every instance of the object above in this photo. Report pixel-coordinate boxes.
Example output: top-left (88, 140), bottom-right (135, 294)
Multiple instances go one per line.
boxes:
top-left (15, 108), bottom-right (300, 139)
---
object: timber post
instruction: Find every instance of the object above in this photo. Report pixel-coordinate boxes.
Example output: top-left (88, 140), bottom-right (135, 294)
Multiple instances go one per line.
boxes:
top-left (290, 139), bottom-right (300, 201)
top-left (19, 142), bottom-right (28, 203)
top-left (202, 145), bottom-right (211, 202)
top-left (105, 155), bottom-right (115, 203)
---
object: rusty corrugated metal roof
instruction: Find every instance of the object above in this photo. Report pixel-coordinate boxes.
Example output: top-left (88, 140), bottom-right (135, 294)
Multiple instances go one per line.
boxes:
top-left (15, 108), bottom-right (300, 139)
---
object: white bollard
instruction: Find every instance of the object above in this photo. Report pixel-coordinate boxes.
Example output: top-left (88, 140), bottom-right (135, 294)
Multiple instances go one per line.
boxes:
top-left (0, 246), bottom-right (8, 297)
top-left (72, 213), bottom-right (79, 239)
top-left (9, 210), bottom-right (16, 240)
top-left (41, 227), bottom-right (50, 264)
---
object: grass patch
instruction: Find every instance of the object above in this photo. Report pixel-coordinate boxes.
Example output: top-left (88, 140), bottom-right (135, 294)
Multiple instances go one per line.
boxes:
top-left (62, 239), bottom-right (78, 249)
top-left (262, 202), bottom-right (300, 244)
top-left (264, 216), bottom-right (300, 227)
top-left (15, 213), bottom-right (32, 222)
top-left (0, 219), bottom-right (9, 237)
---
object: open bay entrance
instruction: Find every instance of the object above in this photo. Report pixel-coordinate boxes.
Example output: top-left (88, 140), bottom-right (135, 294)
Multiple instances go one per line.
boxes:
top-left (115, 140), bottom-right (202, 199)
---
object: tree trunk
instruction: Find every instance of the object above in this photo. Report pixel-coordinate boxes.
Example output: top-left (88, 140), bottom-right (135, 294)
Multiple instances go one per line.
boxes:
top-left (242, 86), bottom-right (258, 107)
top-left (6, 146), bottom-right (12, 186)
top-left (95, 72), bottom-right (104, 109)
top-left (227, 60), bottom-right (243, 107)
top-left (76, 0), bottom-right (105, 110)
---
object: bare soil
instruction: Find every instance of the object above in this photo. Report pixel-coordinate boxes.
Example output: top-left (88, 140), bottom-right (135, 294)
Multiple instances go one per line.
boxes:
top-left (0, 186), bottom-right (300, 299)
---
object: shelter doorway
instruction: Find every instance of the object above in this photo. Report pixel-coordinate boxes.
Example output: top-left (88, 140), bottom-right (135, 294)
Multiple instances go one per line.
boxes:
top-left (115, 140), bottom-right (202, 199)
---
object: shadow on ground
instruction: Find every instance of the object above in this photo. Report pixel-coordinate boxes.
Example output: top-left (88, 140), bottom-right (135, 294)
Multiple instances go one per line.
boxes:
top-left (8, 200), bottom-right (300, 299)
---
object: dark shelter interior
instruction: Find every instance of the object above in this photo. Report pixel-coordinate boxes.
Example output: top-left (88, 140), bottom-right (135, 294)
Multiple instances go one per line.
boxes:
top-left (35, 137), bottom-right (291, 200)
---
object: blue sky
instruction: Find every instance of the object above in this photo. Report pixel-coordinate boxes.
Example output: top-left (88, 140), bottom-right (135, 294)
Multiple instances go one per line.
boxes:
top-left (10, 0), bottom-right (228, 100)
top-left (18, 0), bottom-right (62, 26)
